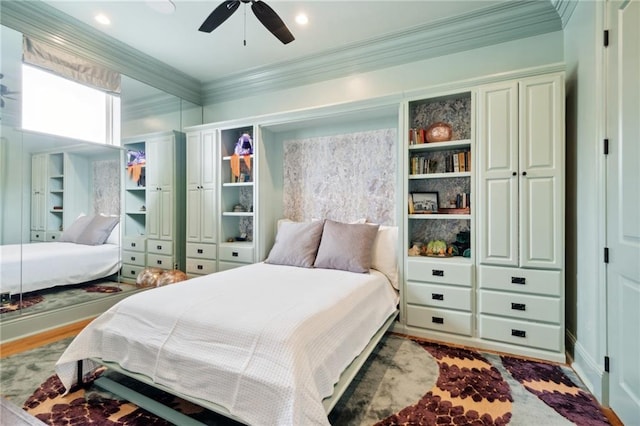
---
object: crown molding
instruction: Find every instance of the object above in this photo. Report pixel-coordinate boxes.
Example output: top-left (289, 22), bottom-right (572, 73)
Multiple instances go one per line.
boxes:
top-left (0, 0), bottom-right (202, 105)
top-left (202, 0), bottom-right (562, 103)
top-left (552, 0), bottom-right (579, 28)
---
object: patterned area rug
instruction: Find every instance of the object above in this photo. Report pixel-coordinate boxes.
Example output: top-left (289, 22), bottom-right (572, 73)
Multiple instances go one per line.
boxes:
top-left (16, 335), bottom-right (610, 426)
top-left (83, 285), bottom-right (122, 293)
top-left (0, 294), bottom-right (44, 314)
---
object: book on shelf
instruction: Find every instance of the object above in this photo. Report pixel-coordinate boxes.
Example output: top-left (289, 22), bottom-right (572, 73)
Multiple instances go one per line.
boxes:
top-left (453, 153), bottom-right (459, 172)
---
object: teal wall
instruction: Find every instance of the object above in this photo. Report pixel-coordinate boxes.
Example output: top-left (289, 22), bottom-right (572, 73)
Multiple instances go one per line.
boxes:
top-left (203, 31), bottom-right (564, 122)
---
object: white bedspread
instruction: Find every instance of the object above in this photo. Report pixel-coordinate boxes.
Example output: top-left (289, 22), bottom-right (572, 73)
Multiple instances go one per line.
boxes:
top-left (56, 262), bottom-right (399, 426)
top-left (1, 242), bottom-right (121, 295)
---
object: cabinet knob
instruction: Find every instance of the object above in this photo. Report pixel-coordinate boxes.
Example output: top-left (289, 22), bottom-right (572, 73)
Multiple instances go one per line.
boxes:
top-left (522, 171), bottom-right (527, 176)
top-left (157, 260), bottom-right (162, 265)
top-left (197, 249), bottom-right (203, 254)
top-left (197, 265), bottom-right (203, 270)
top-left (512, 171), bottom-right (517, 176)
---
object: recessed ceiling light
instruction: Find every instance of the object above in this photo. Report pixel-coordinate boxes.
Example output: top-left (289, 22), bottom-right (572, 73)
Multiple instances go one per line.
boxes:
top-left (94, 13), bottom-right (111, 25)
top-left (295, 13), bottom-right (309, 26)
top-left (146, 0), bottom-right (176, 14)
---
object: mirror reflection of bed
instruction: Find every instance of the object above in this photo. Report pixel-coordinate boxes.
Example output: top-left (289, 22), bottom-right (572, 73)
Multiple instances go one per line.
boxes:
top-left (0, 131), bottom-right (136, 321)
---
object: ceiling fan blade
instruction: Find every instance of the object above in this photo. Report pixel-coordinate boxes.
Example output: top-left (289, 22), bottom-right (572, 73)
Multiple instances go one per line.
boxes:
top-left (199, 0), bottom-right (241, 33)
top-left (251, 1), bottom-right (295, 44)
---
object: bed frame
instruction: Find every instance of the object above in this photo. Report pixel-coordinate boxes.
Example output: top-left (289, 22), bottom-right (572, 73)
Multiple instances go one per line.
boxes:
top-left (80, 309), bottom-right (399, 426)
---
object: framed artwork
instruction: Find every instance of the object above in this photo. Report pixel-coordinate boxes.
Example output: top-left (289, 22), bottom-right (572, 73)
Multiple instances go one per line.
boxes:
top-left (411, 192), bottom-right (439, 213)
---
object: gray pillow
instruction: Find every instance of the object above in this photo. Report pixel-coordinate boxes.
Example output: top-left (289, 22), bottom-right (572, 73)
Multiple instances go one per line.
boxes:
top-left (266, 220), bottom-right (325, 268)
top-left (76, 215), bottom-right (120, 245)
top-left (59, 215), bottom-right (94, 243)
top-left (314, 220), bottom-right (380, 273)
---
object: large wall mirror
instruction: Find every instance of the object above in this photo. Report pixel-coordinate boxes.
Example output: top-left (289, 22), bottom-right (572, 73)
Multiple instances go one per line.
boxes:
top-left (0, 24), bottom-right (202, 338)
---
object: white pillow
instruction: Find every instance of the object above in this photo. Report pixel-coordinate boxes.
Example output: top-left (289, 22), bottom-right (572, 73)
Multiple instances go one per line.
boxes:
top-left (370, 225), bottom-right (399, 289)
top-left (314, 220), bottom-right (380, 273)
top-left (106, 222), bottom-right (120, 245)
top-left (59, 214), bottom-right (93, 243)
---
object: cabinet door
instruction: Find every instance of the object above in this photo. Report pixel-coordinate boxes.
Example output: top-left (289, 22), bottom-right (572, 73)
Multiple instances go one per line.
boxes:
top-left (186, 130), bottom-right (217, 244)
top-left (147, 135), bottom-right (174, 192)
top-left (518, 74), bottom-right (563, 269)
top-left (477, 81), bottom-right (519, 266)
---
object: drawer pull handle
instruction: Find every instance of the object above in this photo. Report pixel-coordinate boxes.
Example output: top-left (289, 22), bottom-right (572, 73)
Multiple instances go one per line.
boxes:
top-left (157, 260), bottom-right (162, 265)
top-left (157, 245), bottom-right (162, 250)
top-left (432, 316), bottom-right (444, 324)
top-left (131, 242), bottom-right (136, 247)
top-left (232, 251), bottom-right (239, 257)
top-left (197, 249), bottom-right (203, 254)
top-left (511, 329), bottom-right (526, 338)
top-left (197, 265), bottom-right (203, 270)
top-left (511, 303), bottom-right (526, 311)
top-left (432, 293), bottom-right (444, 301)
top-left (432, 269), bottom-right (444, 277)
top-left (130, 270), bottom-right (135, 275)
top-left (511, 276), bottom-right (526, 285)
top-left (52, 235), bottom-right (56, 240)
top-left (130, 256), bottom-right (136, 261)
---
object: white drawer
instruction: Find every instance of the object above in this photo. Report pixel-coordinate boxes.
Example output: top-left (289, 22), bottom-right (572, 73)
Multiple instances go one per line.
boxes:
top-left (121, 264), bottom-right (144, 280)
top-left (31, 230), bottom-right (45, 241)
top-left (219, 244), bottom-right (254, 263)
top-left (147, 239), bottom-right (173, 255)
top-left (478, 265), bottom-right (561, 296)
top-left (479, 315), bottom-right (562, 352)
top-left (406, 305), bottom-right (472, 336)
top-left (123, 236), bottom-right (146, 252)
top-left (407, 259), bottom-right (472, 287)
top-left (186, 243), bottom-right (217, 260)
top-left (407, 282), bottom-right (472, 311)
top-left (186, 258), bottom-right (217, 275)
top-left (46, 231), bottom-right (62, 241)
top-left (122, 250), bottom-right (146, 267)
top-left (478, 290), bottom-right (561, 324)
top-left (147, 254), bottom-right (174, 269)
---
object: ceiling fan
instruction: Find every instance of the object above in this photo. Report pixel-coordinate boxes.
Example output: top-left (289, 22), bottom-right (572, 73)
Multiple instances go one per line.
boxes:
top-left (0, 73), bottom-right (20, 109)
top-left (199, 0), bottom-right (295, 45)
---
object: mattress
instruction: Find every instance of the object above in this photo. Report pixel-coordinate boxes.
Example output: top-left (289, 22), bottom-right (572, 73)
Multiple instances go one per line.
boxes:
top-left (55, 262), bottom-right (399, 426)
top-left (0, 242), bottom-right (121, 295)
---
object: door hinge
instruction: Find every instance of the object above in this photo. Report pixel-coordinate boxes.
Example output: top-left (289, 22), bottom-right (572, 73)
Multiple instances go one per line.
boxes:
top-left (604, 247), bottom-right (609, 263)
top-left (604, 30), bottom-right (609, 47)
top-left (604, 138), bottom-right (609, 155)
top-left (604, 356), bottom-right (610, 372)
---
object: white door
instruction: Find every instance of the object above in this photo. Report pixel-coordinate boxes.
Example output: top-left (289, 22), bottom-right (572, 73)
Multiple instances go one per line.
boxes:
top-left (518, 74), bottom-right (564, 270)
top-left (200, 129), bottom-right (217, 244)
top-left (477, 81), bottom-right (519, 267)
top-left (186, 132), bottom-right (203, 242)
top-left (606, 0), bottom-right (640, 424)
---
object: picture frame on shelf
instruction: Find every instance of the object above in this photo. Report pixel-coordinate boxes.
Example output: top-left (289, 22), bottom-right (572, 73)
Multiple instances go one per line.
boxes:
top-left (411, 192), bottom-right (438, 214)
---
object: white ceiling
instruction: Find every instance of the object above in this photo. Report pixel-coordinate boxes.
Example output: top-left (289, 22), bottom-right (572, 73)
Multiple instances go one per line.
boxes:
top-left (42, 0), bottom-right (506, 84)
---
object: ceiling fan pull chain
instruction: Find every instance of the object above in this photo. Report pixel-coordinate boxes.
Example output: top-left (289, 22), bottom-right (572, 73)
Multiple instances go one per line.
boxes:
top-left (243, 3), bottom-right (247, 46)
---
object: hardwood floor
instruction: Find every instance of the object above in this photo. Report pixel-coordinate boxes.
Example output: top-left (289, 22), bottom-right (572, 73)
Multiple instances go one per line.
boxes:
top-left (0, 318), bottom-right (92, 358)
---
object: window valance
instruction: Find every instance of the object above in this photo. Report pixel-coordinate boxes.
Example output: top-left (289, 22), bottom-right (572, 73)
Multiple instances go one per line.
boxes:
top-left (23, 36), bottom-right (121, 94)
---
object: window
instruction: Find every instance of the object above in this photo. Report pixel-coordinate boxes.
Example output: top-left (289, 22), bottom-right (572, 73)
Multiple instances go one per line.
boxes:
top-left (21, 64), bottom-right (120, 144)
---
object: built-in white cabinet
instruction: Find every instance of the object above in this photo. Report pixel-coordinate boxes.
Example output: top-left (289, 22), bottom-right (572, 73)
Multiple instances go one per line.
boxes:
top-left (30, 151), bottom-right (89, 242)
top-left (218, 125), bottom-right (257, 271)
top-left (122, 131), bottom-right (186, 280)
top-left (402, 72), bottom-right (565, 363)
top-left (477, 73), bottom-right (564, 269)
top-left (476, 72), bottom-right (565, 359)
top-left (185, 128), bottom-right (218, 277)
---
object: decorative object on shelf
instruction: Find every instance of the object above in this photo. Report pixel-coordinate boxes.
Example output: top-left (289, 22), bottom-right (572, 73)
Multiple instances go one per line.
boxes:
top-left (235, 133), bottom-right (253, 155)
top-left (233, 204), bottom-right (246, 213)
top-left (425, 122), bottom-right (453, 143)
top-left (411, 192), bottom-right (439, 213)
top-left (423, 239), bottom-right (451, 257)
top-left (230, 134), bottom-right (253, 183)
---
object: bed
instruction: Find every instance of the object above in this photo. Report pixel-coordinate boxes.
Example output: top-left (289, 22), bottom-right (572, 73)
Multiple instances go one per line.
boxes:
top-left (55, 219), bottom-right (400, 426)
top-left (0, 215), bottom-right (121, 296)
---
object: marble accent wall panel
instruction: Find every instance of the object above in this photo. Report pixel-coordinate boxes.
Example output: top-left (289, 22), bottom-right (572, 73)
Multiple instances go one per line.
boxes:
top-left (92, 160), bottom-right (120, 216)
top-left (283, 129), bottom-right (397, 225)
top-left (411, 96), bottom-right (472, 140)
